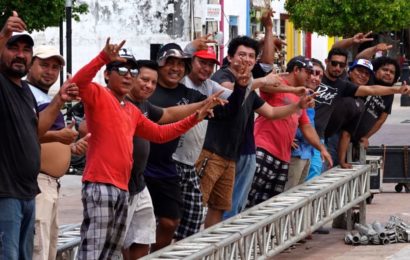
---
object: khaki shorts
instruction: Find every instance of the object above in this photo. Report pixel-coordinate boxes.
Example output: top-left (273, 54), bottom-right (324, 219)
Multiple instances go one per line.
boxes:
top-left (123, 187), bottom-right (156, 248)
top-left (196, 149), bottom-right (235, 211)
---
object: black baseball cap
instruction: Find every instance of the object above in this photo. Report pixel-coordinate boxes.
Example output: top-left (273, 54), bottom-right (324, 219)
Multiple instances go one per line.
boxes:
top-left (286, 56), bottom-right (313, 72)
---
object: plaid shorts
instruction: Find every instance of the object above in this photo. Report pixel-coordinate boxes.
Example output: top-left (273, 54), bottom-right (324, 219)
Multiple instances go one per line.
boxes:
top-left (78, 183), bottom-right (128, 260)
top-left (174, 162), bottom-right (204, 240)
top-left (246, 148), bottom-right (289, 208)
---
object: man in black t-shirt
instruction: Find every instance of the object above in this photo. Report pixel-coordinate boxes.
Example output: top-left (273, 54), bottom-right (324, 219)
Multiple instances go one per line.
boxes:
top-left (0, 12), bottom-right (78, 259)
top-left (338, 57), bottom-right (400, 168)
top-left (309, 48), bottom-right (409, 177)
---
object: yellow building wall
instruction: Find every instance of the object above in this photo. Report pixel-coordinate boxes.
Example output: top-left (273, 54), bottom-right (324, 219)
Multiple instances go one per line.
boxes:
top-left (286, 19), bottom-right (294, 61)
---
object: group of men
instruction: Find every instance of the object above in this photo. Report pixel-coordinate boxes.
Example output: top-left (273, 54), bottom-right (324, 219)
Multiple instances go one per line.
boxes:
top-left (1, 10), bottom-right (409, 260)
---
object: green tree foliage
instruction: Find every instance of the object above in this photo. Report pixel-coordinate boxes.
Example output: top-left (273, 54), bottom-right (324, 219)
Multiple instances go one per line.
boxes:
top-left (0, 0), bottom-right (88, 32)
top-left (285, 0), bottom-right (410, 36)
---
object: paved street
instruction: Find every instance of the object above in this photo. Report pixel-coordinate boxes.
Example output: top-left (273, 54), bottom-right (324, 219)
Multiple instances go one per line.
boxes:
top-left (58, 94), bottom-right (410, 259)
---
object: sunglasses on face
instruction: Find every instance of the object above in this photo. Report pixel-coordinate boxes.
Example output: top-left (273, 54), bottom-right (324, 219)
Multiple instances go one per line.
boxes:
top-left (330, 60), bottom-right (347, 68)
top-left (112, 67), bottom-right (139, 77)
top-left (312, 69), bottom-right (322, 76)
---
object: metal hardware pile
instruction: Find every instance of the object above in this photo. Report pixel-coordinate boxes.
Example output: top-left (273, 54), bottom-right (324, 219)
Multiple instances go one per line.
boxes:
top-left (344, 216), bottom-right (410, 245)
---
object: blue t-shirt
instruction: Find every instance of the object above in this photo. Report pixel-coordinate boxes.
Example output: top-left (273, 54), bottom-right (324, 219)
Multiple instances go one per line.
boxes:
top-left (291, 108), bottom-right (315, 160)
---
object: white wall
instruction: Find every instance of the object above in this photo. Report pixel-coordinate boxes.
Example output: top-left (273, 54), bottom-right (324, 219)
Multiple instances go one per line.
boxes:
top-left (30, 0), bottom-right (192, 94)
top-left (220, 0), bottom-right (248, 56)
top-left (311, 33), bottom-right (329, 64)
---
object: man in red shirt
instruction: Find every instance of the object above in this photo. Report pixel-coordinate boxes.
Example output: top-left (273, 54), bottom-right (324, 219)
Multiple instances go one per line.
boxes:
top-left (247, 56), bottom-right (333, 207)
top-left (70, 39), bottom-right (218, 259)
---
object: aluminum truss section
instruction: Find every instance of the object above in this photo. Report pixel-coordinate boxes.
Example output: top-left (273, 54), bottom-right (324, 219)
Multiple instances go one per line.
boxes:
top-left (143, 165), bottom-right (370, 260)
top-left (56, 223), bottom-right (81, 260)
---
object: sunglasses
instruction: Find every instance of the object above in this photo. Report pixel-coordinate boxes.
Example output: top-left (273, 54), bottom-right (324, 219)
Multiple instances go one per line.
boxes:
top-left (112, 67), bottom-right (139, 77)
top-left (312, 69), bottom-right (323, 76)
top-left (330, 60), bottom-right (347, 68)
top-left (295, 60), bottom-right (313, 70)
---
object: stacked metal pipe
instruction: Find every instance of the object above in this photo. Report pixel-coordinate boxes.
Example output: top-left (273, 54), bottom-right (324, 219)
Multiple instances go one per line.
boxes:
top-left (344, 216), bottom-right (410, 245)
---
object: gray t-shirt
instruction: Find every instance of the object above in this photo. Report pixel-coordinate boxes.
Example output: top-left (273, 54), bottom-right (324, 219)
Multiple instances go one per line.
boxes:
top-left (172, 76), bottom-right (232, 166)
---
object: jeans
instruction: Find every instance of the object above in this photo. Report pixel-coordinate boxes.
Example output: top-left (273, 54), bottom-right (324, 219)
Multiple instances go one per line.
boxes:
top-left (0, 198), bottom-right (35, 260)
top-left (223, 153), bottom-right (256, 220)
top-left (326, 133), bottom-right (340, 167)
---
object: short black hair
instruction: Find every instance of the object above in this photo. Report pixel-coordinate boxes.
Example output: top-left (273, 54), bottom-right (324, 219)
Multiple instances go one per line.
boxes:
top-left (327, 48), bottom-right (348, 61)
top-left (136, 59), bottom-right (158, 72)
top-left (372, 56), bottom-right (401, 83)
top-left (311, 58), bottom-right (324, 71)
top-left (227, 36), bottom-right (260, 58)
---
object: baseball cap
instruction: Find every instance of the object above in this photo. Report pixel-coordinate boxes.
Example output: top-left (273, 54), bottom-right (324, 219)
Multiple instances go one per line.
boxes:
top-left (6, 32), bottom-right (34, 47)
top-left (349, 59), bottom-right (374, 74)
top-left (286, 55), bottom-right (313, 72)
top-left (106, 48), bottom-right (138, 69)
top-left (193, 46), bottom-right (220, 65)
top-left (33, 45), bottom-right (65, 66)
top-left (157, 43), bottom-right (190, 67)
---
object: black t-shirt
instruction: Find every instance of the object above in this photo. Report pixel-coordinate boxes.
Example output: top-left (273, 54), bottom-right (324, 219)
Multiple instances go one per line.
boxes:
top-left (203, 91), bottom-right (265, 160)
top-left (145, 83), bottom-right (206, 178)
top-left (127, 98), bottom-right (163, 195)
top-left (344, 94), bottom-right (393, 142)
top-left (325, 97), bottom-right (365, 138)
top-left (211, 63), bottom-right (268, 155)
top-left (314, 74), bottom-right (359, 138)
top-left (0, 73), bottom-right (40, 199)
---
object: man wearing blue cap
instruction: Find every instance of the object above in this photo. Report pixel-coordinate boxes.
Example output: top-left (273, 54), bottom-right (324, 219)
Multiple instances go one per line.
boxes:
top-left (338, 56), bottom-right (401, 168)
top-left (308, 48), bottom-right (409, 180)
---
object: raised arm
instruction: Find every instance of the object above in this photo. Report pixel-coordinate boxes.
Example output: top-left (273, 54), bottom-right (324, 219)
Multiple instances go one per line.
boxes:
top-left (332, 31), bottom-right (373, 49)
top-left (71, 38), bottom-right (126, 90)
top-left (0, 11), bottom-right (26, 53)
top-left (355, 43), bottom-right (393, 60)
top-left (259, 9), bottom-right (275, 65)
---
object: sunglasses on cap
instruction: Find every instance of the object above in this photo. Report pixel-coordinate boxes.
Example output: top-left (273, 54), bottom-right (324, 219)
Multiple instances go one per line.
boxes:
top-left (295, 60), bottom-right (314, 74)
top-left (112, 67), bottom-right (139, 77)
top-left (330, 60), bottom-right (347, 68)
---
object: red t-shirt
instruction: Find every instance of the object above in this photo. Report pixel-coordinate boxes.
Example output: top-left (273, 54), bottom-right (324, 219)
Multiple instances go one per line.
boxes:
top-left (254, 80), bottom-right (310, 163)
top-left (71, 52), bottom-right (198, 190)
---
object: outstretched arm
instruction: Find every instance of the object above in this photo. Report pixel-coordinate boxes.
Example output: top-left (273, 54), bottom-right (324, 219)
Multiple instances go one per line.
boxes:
top-left (135, 96), bottom-right (220, 143)
top-left (355, 83), bottom-right (409, 97)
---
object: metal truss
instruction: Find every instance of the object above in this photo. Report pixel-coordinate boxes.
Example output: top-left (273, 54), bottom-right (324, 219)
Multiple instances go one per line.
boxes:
top-left (143, 165), bottom-right (370, 260)
top-left (56, 223), bottom-right (81, 260)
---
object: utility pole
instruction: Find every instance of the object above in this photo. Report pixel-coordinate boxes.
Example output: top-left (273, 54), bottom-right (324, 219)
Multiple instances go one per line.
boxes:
top-left (65, 0), bottom-right (73, 121)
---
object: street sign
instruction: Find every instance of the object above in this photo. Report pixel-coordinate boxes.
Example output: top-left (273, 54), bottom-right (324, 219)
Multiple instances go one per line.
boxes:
top-left (206, 4), bottom-right (221, 22)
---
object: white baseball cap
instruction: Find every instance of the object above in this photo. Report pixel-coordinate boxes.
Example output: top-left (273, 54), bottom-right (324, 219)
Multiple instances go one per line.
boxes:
top-left (33, 45), bottom-right (65, 66)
